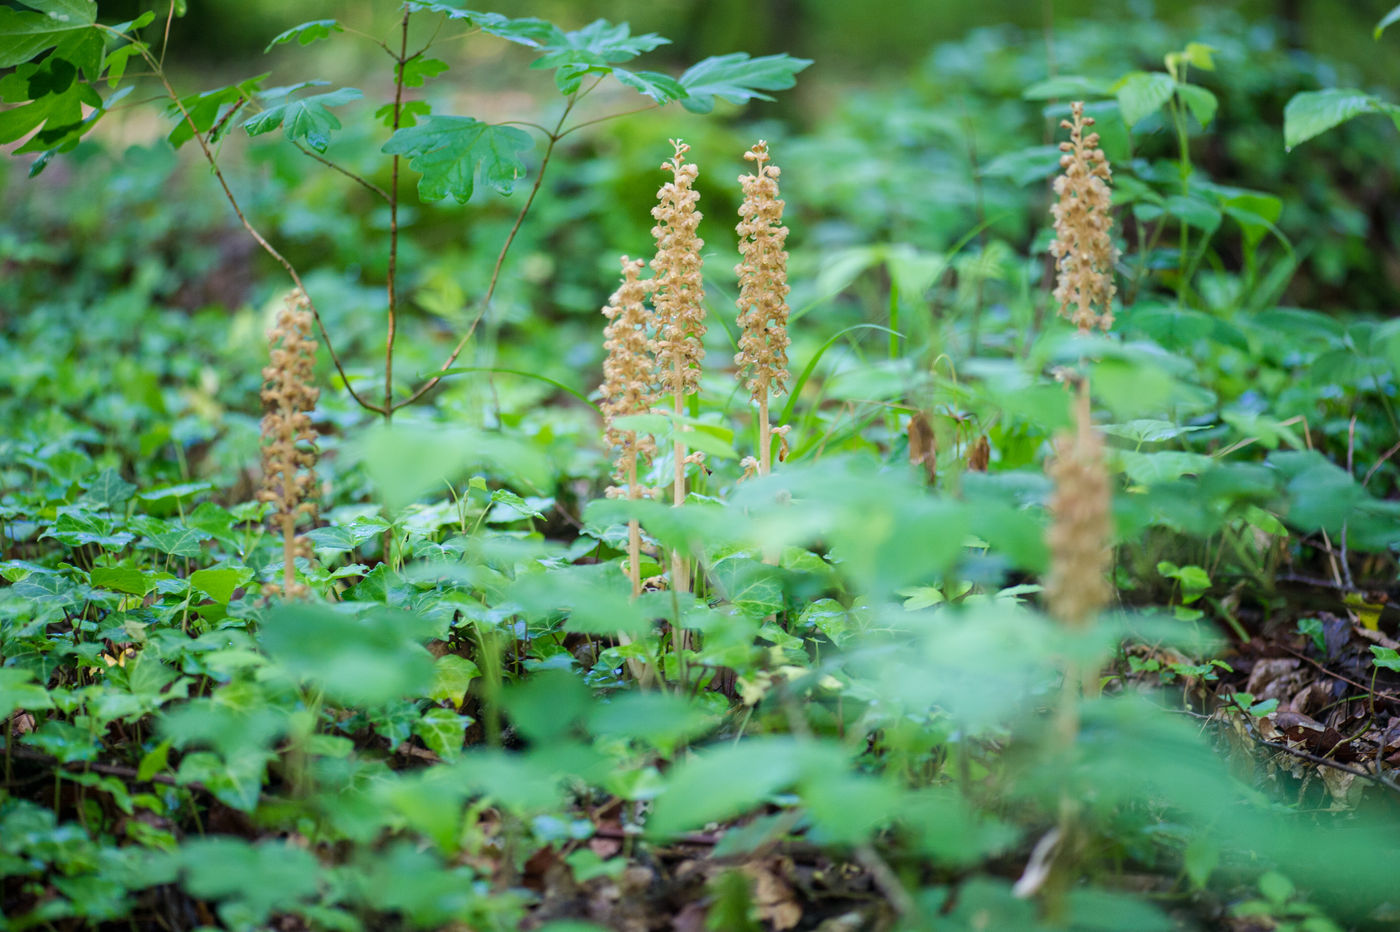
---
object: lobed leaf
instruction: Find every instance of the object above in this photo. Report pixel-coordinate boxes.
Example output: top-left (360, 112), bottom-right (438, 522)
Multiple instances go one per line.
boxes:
top-left (678, 52), bottom-right (813, 113)
top-left (382, 115), bottom-right (534, 203)
top-left (0, 0), bottom-right (97, 70)
top-left (242, 86), bottom-right (362, 153)
top-left (264, 19), bottom-right (341, 53)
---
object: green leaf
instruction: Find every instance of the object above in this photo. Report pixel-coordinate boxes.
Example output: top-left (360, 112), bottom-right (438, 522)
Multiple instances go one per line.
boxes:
top-left (382, 115), bottom-right (534, 204)
top-left (375, 99), bottom-right (431, 128)
top-left (0, 0), bottom-right (96, 69)
top-left (264, 19), bottom-right (341, 53)
top-left (1371, 646), bottom-right (1400, 672)
top-left (1022, 75), bottom-right (1110, 100)
top-left (542, 18), bottom-right (666, 63)
top-left (23, 719), bottom-right (99, 763)
top-left (677, 52), bottom-right (813, 114)
top-left (0, 63), bottom-right (101, 148)
top-left (1176, 83), bottom-right (1218, 127)
top-left (979, 144), bottom-right (1060, 186)
top-left (136, 521), bottom-right (210, 557)
top-left (166, 75), bottom-right (266, 148)
top-left (429, 654), bottom-right (480, 705)
top-left (413, 707), bottom-right (468, 760)
top-left (44, 511), bottom-right (133, 548)
top-left (354, 424), bottom-right (550, 513)
top-left (587, 691), bottom-right (715, 756)
top-left (89, 566), bottom-right (150, 596)
top-left (648, 737), bottom-right (843, 838)
top-left (304, 517), bottom-right (389, 554)
top-left (178, 839), bottom-right (322, 923)
top-left (243, 85), bottom-right (362, 153)
top-left (0, 668), bottom-right (54, 719)
top-left (1284, 89), bottom-right (1400, 150)
top-left (259, 603), bottom-right (435, 707)
top-left (401, 56), bottom-right (448, 88)
top-left (82, 468), bottom-right (136, 508)
top-left (1115, 71), bottom-right (1175, 128)
top-left (1118, 451), bottom-right (1213, 485)
top-left (137, 739), bottom-right (171, 780)
top-left (402, 2), bottom-right (557, 48)
top-left (613, 68), bottom-right (686, 105)
top-left (1377, 4), bottom-right (1400, 39)
top-left (189, 567), bottom-right (252, 604)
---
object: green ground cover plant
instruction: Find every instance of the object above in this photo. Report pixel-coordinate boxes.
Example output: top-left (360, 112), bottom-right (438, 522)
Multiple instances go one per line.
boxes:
top-left (3, 1), bottom-right (1400, 930)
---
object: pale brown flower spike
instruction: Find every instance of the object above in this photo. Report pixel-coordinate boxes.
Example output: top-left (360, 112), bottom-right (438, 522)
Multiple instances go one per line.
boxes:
top-left (735, 140), bottom-right (792, 478)
top-left (259, 289), bottom-right (320, 599)
top-left (600, 256), bottom-right (660, 594)
top-left (599, 256), bottom-right (659, 685)
top-left (1049, 102), bottom-right (1118, 334)
top-left (650, 139), bottom-right (706, 598)
top-left (1044, 381), bottom-right (1112, 629)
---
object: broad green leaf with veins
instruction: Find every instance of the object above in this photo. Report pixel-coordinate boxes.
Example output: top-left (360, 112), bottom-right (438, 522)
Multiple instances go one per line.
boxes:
top-left (677, 52), bottom-right (812, 113)
top-left (263, 19), bottom-right (341, 53)
top-left (0, 0), bottom-right (96, 70)
top-left (382, 115), bottom-right (534, 203)
top-left (242, 86), bottom-right (362, 153)
top-left (1283, 88), bottom-right (1400, 150)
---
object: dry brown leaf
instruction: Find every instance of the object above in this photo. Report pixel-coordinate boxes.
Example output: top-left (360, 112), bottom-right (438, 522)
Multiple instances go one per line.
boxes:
top-left (907, 412), bottom-right (937, 483)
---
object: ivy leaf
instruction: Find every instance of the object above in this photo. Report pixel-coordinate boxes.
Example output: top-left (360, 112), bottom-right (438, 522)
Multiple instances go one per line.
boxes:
top-left (382, 115), bottom-right (534, 204)
top-left (43, 511), bottom-right (133, 548)
top-left (1115, 71), bottom-right (1175, 128)
top-left (90, 566), bottom-right (151, 596)
top-left (413, 708), bottom-right (469, 760)
top-left (264, 19), bottom-right (341, 53)
top-left (82, 468), bottom-right (136, 509)
top-left (429, 654), bottom-right (480, 705)
top-left (0, 0), bottom-right (97, 70)
top-left (1283, 88), bottom-right (1400, 150)
top-left (613, 68), bottom-right (686, 105)
top-left (0, 668), bottom-right (54, 719)
top-left (678, 52), bottom-right (812, 114)
top-left (189, 566), bottom-right (253, 604)
top-left (133, 517), bottom-right (211, 557)
top-left (243, 85), bottom-right (362, 153)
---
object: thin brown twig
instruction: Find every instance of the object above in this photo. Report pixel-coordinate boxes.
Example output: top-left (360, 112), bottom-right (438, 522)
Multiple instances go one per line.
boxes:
top-left (1277, 645), bottom-right (1400, 704)
top-left (1362, 438), bottom-right (1400, 489)
top-left (384, 10), bottom-right (412, 420)
top-left (293, 141), bottom-right (390, 202)
top-left (1224, 696), bottom-right (1400, 795)
top-left (107, 19), bottom-right (384, 414)
top-left (158, 1), bottom-right (176, 67)
top-left (394, 101), bottom-right (576, 411)
top-left (7, 746), bottom-right (201, 792)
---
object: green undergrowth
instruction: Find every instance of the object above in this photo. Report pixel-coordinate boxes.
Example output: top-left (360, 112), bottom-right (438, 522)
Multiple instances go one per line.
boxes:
top-left (3, 2), bottom-right (1400, 930)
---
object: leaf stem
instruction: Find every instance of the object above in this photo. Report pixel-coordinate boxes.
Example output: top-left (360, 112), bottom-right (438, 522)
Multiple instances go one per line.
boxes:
top-left (109, 20), bottom-right (383, 414)
top-left (384, 9), bottom-right (413, 421)
top-left (395, 98), bottom-right (577, 410)
top-left (292, 141), bottom-right (390, 202)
